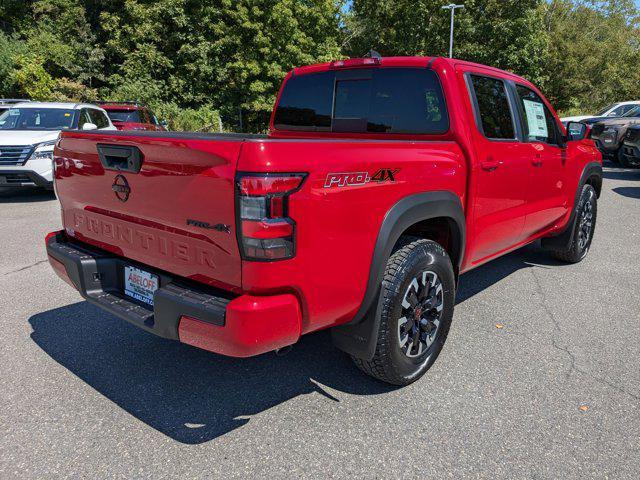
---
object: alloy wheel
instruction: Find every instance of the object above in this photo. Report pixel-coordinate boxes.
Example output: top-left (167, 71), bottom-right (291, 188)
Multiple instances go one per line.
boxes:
top-left (398, 270), bottom-right (444, 358)
top-left (578, 190), bottom-right (595, 251)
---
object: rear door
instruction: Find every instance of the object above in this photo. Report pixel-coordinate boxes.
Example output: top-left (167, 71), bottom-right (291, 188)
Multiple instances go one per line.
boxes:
top-left (465, 72), bottom-right (532, 263)
top-left (512, 84), bottom-right (569, 237)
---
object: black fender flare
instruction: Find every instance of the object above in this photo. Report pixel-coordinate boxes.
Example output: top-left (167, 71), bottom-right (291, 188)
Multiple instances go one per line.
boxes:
top-left (542, 161), bottom-right (603, 250)
top-left (331, 191), bottom-right (466, 360)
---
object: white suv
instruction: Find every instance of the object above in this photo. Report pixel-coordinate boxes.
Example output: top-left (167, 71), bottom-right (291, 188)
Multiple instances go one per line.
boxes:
top-left (561, 101), bottom-right (640, 124)
top-left (0, 102), bottom-right (116, 189)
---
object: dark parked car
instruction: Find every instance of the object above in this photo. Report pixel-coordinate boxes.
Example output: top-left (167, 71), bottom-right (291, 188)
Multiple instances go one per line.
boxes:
top-left (589, 105), bottom-right (640, 163)
top-left (620, 125), bottom-right (640, 168)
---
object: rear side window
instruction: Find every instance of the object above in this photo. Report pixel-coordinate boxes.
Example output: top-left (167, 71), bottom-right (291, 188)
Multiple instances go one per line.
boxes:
top-left (470, 75), bottom-right (515, 140)
top-left (610, 104), bottom-right (634, 116)
top-left (273, 71), bottom-right (333, 131)
top-left (273, 68), bottom-right (448, 134)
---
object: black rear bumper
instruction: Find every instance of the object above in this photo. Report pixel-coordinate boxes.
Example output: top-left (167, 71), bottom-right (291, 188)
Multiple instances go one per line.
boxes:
top-left (46, 233), bottom-right (233, 340)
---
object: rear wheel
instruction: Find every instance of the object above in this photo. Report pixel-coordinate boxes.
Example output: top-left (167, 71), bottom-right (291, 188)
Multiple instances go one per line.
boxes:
top-left (351, 239), bottom-right (455, 385)
top-left (547, 184), bottom-right (597, 263)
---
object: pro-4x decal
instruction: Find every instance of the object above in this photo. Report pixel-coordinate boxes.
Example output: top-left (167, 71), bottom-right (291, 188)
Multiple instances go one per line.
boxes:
top-left (324, 169), bottom-right (400, 188)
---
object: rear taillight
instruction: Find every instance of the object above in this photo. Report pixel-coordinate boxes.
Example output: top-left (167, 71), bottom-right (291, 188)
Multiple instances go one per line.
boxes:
top-left (236, 173), bottom-right (306, 261)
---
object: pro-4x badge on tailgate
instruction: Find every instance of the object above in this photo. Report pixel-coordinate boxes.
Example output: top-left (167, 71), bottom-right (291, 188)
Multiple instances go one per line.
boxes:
top-left (324, 169), bottom-right (400, 188)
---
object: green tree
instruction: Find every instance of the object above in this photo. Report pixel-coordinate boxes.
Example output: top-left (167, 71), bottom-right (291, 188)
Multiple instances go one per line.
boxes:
top-left (347, 0), bottom-right (549, 87)
top-left (0, 1), bottom-right (102, 100)
top-left (99, 0), bottom-right (344, 131)
top-left (4, 0), bottom-right (640, 130)
top-left (26, 0), bottom-right (105, 87)
top-left (0, 32), bottom-right (26, 96)
top-left (11, 54), bottom-right (56, 100)
top-left (543, 0), bottom-right (640, 114)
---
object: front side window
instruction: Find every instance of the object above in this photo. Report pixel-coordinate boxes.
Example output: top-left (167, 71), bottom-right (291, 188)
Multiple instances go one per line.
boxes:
top-left (595, 104), bottom-right (616, 116)
top-left (141, 109), bottom-right (153, 124)
top-left (274, 68), bottom-right (449, 134)
top-left (470, 75), bottom-right (515, 140)
top-left (515, 85), bottom-right (560, 145)
top-left (89, 109), bottom-right (110, 128)
top-left (78, 109), bottom-right (92, 129)
top-left (0, 108), bottom-right (76, 130)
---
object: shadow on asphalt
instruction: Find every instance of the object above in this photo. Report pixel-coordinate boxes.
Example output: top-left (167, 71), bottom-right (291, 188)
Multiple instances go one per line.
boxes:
top-left (602, 167), bottom-right (640, 181)
top-left (29, 304), bottom-right (395, 444)
top-left (456, 242), bottom-right (565, 303)
top-left (28, 242), bottom-right (564, 444)
top-left (612, 186), bottom-right (640, 199)
top-left (0, 187), bottom-right (55, 203)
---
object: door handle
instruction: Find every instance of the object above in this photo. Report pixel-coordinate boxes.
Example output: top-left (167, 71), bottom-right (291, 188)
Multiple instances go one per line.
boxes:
top-left (481, 160), bottom-right (501, 171)
top-left (532, 153), bottom-right (543, 167)
top-left (97, 144), bottom-right (144, 173)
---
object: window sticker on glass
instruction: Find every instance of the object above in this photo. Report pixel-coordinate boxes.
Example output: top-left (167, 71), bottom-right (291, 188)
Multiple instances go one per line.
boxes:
top-left (523, 100), bottom-right (548, 138)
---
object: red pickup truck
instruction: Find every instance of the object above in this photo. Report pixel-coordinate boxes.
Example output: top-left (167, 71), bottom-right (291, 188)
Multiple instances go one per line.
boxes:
top-left (46, 56), bottom-right (602, 385)
top-left (97, 102), bottom-right (167, 132)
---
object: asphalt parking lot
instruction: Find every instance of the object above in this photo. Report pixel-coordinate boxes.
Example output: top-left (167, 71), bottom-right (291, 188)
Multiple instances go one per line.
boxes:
top-left (0, 163), bottom-right (638, 479)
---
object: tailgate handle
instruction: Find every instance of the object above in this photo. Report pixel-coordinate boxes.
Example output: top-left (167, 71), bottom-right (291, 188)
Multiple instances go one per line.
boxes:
top-left (97, 144), bottom-right (143, 173)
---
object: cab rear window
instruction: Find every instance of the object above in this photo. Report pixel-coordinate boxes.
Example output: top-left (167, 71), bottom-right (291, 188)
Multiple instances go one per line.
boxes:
top-left (274, 68), bottom-right (449, 134)
top-left (106, 110), bottom-right (141, 123)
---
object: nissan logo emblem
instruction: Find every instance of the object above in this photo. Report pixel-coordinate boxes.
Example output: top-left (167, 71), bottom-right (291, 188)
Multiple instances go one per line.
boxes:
top-left (112, 174), bottom-right (131, 202)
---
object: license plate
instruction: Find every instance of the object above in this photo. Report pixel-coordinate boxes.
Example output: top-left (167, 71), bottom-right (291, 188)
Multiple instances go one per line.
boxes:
top-left (124, 266), bottom-right (159, 306)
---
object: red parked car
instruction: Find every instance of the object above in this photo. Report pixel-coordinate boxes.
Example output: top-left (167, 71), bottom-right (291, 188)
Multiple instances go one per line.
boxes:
top-left (47, 56), bottom-right (602, 385)
top-left (98, 101), bottom-right (167, 131)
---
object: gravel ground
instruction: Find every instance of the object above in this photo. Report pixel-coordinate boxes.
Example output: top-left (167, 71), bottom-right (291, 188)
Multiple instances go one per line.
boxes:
top-left (0, 163), bottom-right (638, 479)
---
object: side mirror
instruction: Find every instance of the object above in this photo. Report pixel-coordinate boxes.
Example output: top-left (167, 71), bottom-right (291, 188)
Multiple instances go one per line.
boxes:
top-left (566, 121), bottom-right (589, 142)
top-left (159, 120), bottom-right (168, 127)
top-left (82, 122), bottom-right (98, 131)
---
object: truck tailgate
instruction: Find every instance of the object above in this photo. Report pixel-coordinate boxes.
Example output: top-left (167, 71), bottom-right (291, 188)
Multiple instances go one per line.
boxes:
top-left (54, 131), bottom-right (252, 291)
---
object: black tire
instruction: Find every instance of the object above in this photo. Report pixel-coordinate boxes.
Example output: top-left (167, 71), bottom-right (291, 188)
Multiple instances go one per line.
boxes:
top-left (351, 239), bottom-right (456, 385)
top-left (547, 184), bottom-right (597, 263)
top-left (609, 151), bottom-right (620, 164)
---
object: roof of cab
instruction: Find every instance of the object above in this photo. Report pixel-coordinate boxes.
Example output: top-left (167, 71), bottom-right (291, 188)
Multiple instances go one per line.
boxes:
top-left (291, 55), bottom-right (529, 84)
top-left (100, 104), bottom-right (142, 111)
